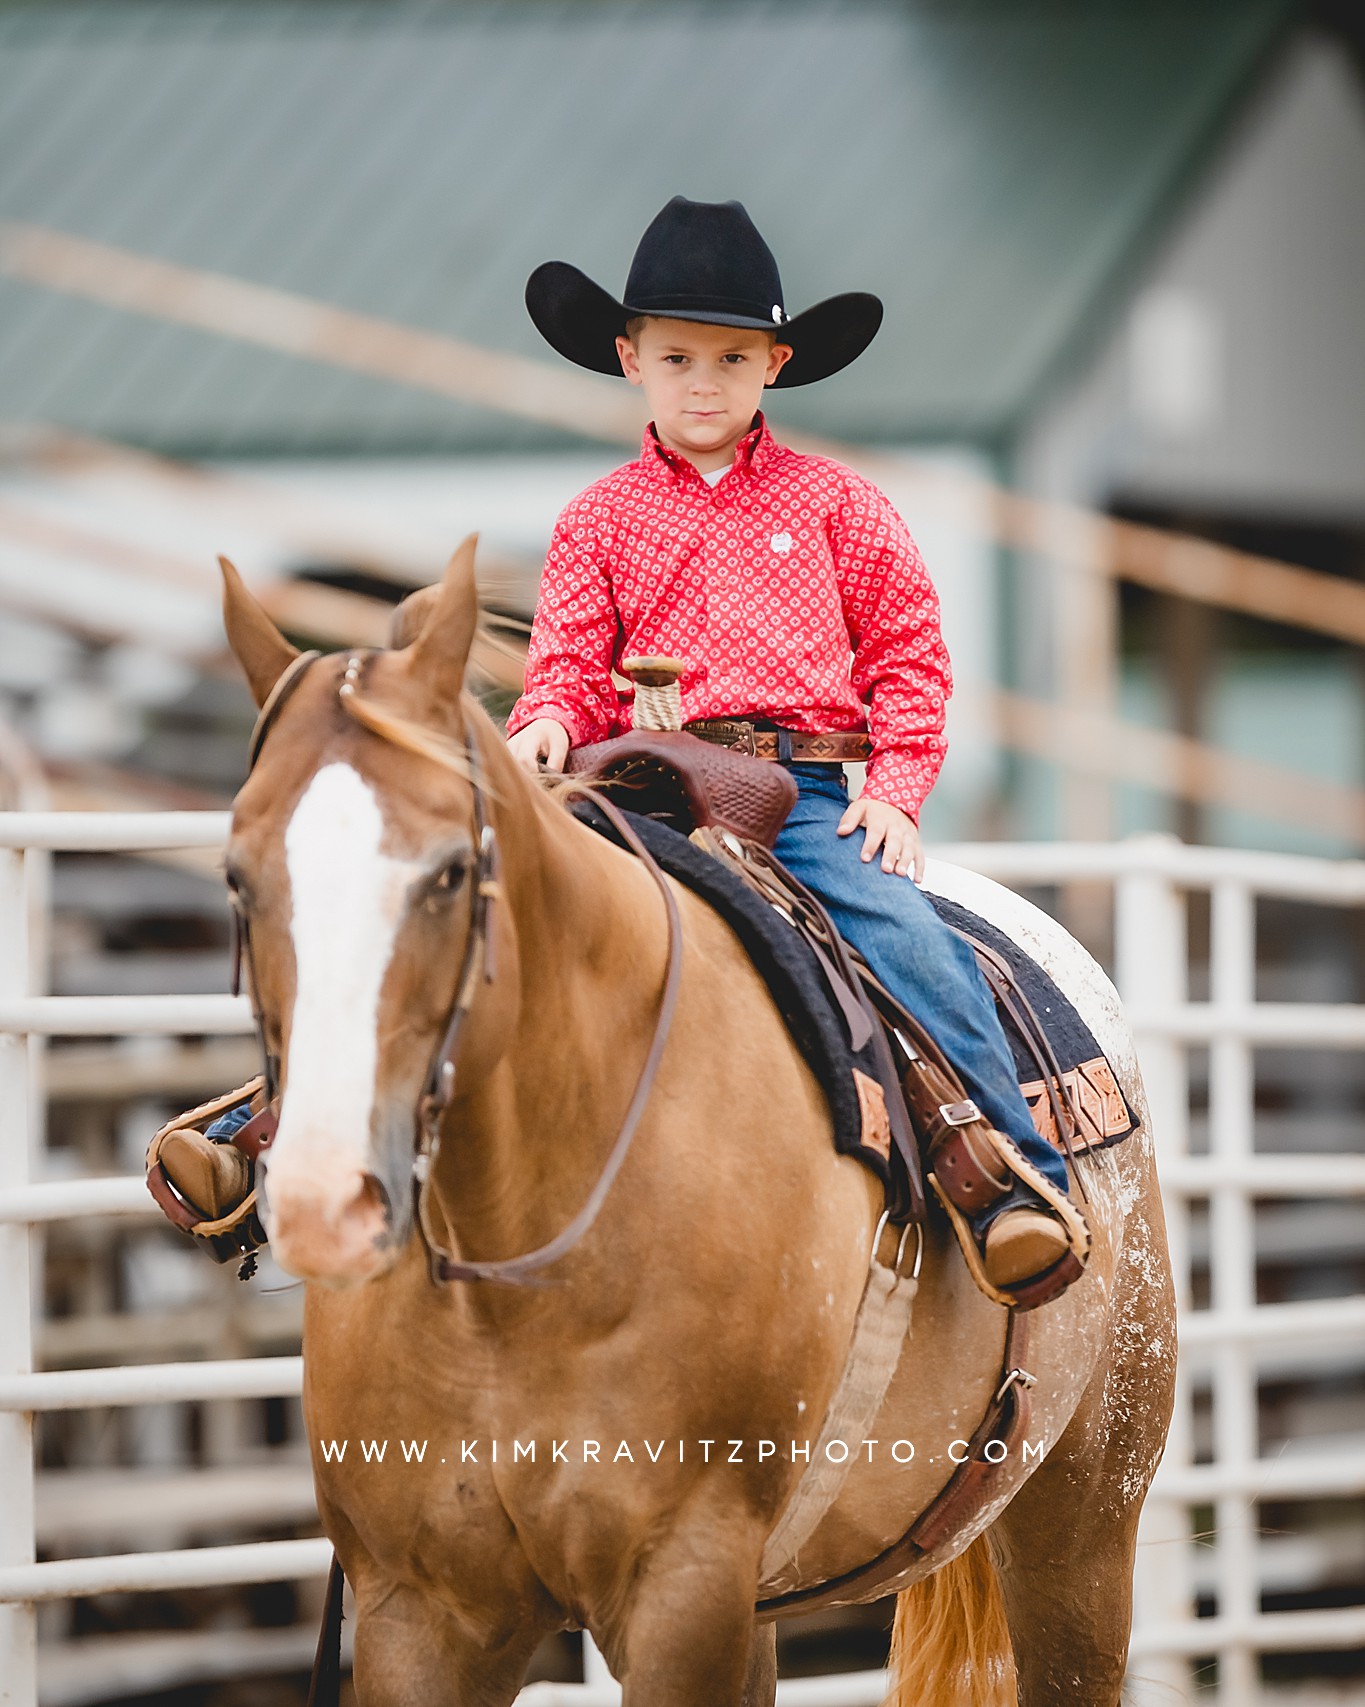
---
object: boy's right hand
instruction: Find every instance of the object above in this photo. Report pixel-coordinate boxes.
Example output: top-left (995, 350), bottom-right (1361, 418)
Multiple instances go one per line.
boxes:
top-left (507, 717), bottom-right (571, 773)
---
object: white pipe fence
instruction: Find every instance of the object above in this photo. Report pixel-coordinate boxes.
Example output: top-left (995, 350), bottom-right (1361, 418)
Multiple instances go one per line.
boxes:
top-left (2, 815), bottom-right (1364, 1704)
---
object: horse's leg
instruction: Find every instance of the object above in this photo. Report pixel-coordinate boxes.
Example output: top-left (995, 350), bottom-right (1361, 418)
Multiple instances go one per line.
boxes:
top-left (605, 1522), bottom-right (767, 1707)
top-left (987, 1194), bottom-right (1177, 1706)
top-left (986, 1435), bottom-right (1144, 1705)
top-left (740, 1622), bottom-right (778, 1707)
top-left (349, 1577), bottom-right (549, 1707)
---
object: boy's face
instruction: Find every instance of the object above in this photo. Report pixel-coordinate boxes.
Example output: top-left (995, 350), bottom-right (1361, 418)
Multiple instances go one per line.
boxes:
top-left (616, 318), bottom-right (792, 468)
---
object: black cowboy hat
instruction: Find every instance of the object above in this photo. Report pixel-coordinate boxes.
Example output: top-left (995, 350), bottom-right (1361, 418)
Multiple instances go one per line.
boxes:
top-left (525, 197), bottom-right (882, 388)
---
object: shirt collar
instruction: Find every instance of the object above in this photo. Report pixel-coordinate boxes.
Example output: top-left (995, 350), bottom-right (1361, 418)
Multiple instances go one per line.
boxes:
top-left (641, 412), bottom-right (782, 486)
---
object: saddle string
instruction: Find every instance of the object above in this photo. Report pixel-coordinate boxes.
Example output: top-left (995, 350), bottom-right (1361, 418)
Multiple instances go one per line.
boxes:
top-left (697, 832), bottom-right (926, 1225)
top-left (736, 833), bottom-right (1091, 1195)
top-left (959, 934), bottom-right (1091, 1202)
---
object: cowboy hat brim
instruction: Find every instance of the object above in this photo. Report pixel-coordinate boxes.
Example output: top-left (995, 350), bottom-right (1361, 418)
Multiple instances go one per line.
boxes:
top-left (525, 262), bottom-right (882, 388)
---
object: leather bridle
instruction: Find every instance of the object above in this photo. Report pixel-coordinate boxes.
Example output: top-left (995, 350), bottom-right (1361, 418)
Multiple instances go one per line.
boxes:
top-left (229, 648), bottom-right (683, 1286)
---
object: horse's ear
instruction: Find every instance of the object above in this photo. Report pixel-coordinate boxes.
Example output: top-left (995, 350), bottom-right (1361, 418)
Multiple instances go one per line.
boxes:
top-left (219, 556), bottom-right (300, 709)
top-left (403, 535), bottom-right (479, 710)
top-left (388, 584), bottom-right (440, 650)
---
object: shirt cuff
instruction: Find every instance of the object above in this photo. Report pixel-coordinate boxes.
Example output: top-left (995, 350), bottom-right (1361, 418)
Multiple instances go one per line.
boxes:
top-left (505, 702), bottom-right (593, 748)
top-left (860, 751), bottom-right (930, 823)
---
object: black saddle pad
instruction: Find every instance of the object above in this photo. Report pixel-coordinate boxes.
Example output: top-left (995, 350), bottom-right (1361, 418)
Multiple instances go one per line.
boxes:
top-left (922, 894), bottom-right (1138, 1153)
top-left (571, 802), bottom-right (1137, 1172)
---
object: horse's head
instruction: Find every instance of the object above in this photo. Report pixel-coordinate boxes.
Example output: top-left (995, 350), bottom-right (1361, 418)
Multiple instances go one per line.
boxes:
top-left (220, 538), bottom-right (512, 1285)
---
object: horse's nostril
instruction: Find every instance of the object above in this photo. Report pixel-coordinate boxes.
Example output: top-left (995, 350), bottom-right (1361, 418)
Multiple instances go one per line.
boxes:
top-left (357, 1172), bottom-right (392, 1227)
top-left (260, 1163), bottom-right (392, 1242)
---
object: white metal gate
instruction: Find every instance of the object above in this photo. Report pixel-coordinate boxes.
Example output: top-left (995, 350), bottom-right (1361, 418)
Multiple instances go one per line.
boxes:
top-left (3, 814), bottom-right (1364, 1705)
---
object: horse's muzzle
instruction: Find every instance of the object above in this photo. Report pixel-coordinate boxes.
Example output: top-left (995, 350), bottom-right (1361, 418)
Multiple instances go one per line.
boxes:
top-left (261, 1161), bottom-right (398, 1286)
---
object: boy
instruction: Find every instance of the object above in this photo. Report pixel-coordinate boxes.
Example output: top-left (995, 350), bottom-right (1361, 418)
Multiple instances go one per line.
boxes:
top-left (509, 197), bottom-right (1085, 1304)
top-left (152, 199), bottom-right (1085, 1306)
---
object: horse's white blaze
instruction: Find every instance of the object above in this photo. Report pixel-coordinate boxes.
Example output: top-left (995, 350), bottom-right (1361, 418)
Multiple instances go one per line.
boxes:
top-left (274, 762), bottom-right (417, 1181)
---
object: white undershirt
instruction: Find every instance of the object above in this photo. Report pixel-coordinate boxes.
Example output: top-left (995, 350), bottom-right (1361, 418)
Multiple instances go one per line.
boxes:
top-left (702, 466), bottom-right (727, 487)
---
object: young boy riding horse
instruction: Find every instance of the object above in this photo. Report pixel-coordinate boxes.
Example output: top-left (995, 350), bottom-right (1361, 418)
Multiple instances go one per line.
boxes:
top-left (508, 196), bottom-right (1082, 1302)
top-left (152, 196), bottom-right (1085, 1306)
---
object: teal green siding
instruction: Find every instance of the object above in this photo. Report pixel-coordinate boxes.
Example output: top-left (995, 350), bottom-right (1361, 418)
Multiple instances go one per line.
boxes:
top-left (0, 0), bottom-right (1295, 455)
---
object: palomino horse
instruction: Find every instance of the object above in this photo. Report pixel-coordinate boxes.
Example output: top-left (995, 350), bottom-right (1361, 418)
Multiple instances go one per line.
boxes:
top-left (219, 538), bottom-right (1175, 1706)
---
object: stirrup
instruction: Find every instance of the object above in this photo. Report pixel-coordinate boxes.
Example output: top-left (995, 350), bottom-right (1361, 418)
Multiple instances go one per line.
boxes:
top-left (145, 1078), bottom-right (271, 1276)
top-left (928, 1121), bottom-right (1090, 1311)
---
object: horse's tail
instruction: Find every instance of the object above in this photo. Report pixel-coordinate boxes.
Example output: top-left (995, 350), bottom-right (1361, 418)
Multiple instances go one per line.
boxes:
top-left (884, 1536), bottom-right (1017, 1707)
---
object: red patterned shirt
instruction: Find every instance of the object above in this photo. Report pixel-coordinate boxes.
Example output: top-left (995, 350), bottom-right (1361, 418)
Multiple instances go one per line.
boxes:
top-left (507, 415), bottom-right (952, 819)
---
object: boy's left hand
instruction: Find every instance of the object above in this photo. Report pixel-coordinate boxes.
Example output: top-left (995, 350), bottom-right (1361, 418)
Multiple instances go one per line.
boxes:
top-left (837, 796), bottom-right (924, 882)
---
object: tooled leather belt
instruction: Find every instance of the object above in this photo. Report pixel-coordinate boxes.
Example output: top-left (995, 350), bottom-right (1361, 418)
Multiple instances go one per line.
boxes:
top-left (684, 718), bottom-right (871, 762)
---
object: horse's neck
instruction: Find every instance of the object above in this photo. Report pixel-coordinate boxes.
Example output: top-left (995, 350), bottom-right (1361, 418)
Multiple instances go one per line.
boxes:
top-left (430, 752), bottom-right (672, 1278)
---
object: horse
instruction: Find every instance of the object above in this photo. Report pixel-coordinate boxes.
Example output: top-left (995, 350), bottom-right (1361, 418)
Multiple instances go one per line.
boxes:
top-left (218, 537), bottom-right (1176, 1706)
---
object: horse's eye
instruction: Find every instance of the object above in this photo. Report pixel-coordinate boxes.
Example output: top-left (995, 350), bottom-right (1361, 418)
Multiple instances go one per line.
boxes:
top-left (431, 856), bottom-right (470, 896)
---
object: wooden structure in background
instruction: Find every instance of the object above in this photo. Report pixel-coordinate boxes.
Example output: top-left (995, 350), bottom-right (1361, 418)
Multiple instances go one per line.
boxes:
top-left (2, 220), bottom-right (1363, 844)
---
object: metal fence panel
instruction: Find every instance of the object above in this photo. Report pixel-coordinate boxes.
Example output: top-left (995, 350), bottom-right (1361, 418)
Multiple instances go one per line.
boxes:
top-left (2, 817), bottom-right (1363, 1705)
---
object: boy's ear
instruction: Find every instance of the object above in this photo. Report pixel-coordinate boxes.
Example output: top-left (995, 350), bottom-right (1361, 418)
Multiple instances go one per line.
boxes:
top-left (765, 341), bottom-right (794, 386)
top-left (218, 556), bottom-right (300, 709)
top-left (402, 535), bottom-right (480, 715)
top-left (616, 334), bottom-right (643, 385)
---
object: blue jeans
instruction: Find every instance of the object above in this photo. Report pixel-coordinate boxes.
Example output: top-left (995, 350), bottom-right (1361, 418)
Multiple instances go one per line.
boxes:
top-left (772, 765), bottom-right (1069, 1195)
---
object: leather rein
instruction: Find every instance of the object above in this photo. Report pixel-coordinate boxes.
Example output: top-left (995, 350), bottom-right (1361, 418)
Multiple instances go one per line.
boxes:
top-left (231, 648), bottom-right (684, 1286)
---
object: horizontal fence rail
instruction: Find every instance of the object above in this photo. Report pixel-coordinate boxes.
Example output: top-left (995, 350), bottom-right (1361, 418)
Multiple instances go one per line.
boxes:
top-left (2, 818), bottom-right (1363, 1705)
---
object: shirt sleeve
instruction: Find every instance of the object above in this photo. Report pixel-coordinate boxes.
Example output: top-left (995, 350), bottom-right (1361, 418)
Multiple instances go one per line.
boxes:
top-left (831, 473), bottom-right (953, 822)
top-left (506, 500), bottom-right (624, 748)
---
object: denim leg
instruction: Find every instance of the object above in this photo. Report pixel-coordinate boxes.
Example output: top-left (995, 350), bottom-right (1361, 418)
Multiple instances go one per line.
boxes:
top-left (772, 766), bottom-right (1069, 1193)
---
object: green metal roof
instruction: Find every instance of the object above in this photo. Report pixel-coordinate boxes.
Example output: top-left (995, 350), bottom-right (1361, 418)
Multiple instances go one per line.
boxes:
top-left (0, 0), bottom-right (1297, 455)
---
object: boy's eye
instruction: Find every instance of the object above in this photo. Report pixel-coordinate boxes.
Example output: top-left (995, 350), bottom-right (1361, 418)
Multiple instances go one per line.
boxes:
top-left (664, 354), bottom-right (688, 365)
top-left (722, 353), bottom-right (745, 364)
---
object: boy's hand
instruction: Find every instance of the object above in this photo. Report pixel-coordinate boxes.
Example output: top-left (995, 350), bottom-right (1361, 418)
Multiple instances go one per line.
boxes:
top-left (507, 718), bottom-right (571, 774)
top-left (837, 796), bottom-right (924, 882)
